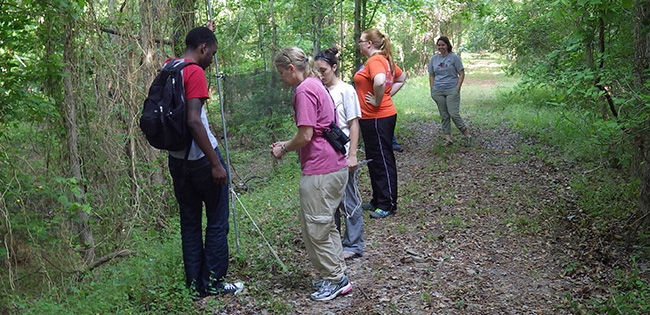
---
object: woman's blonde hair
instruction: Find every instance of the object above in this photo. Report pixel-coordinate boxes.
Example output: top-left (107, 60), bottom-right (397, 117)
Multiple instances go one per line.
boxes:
top-left (273, 46), bottom-right (318, 78)
top-left (362, 28), bottom-right (396, 75)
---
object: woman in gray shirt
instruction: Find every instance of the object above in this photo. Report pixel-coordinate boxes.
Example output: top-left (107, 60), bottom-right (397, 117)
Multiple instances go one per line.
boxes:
top-left (428, 36), bottom-right (471, 146)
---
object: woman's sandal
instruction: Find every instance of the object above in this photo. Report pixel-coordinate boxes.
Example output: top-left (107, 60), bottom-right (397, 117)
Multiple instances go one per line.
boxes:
top-left (343, 251), bottom-right (361, 260)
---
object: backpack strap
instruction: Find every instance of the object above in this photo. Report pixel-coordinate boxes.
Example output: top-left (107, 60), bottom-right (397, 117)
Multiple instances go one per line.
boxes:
top-left (168, 59), bottom-right (198, 71)
top-left (167, 59), bottom-right (198, 188)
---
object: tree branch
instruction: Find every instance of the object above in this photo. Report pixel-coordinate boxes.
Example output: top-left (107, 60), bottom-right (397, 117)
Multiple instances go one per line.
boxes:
top-left (87, 249), bottom-right (137, 270)
top-left (366, 0), bottom-right (382, 29)
top-left (596, 15), bottom-right (618, 118)
top-left (100, 27), bottom-right (174, 46)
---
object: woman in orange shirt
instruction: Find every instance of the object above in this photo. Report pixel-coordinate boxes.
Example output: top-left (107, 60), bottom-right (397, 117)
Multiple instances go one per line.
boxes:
top-left (354, 29), bottom-right (406, 219)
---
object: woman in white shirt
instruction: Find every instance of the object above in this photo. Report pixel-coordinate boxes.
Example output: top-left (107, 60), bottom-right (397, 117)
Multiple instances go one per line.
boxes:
top-left (315, 46), bottom-right (364, 260)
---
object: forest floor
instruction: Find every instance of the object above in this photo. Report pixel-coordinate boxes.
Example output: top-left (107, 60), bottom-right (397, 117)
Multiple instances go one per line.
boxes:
top-left (199, 63), bottom-right (632, 314)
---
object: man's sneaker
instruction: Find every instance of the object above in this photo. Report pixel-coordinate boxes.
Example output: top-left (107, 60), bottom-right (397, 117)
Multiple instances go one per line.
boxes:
top-left (361, 203), bottom-right (376, 211)
top-left (443, 139), bottom-right (454, 147)
top-left (392, 143), bottom-right (404, 152)
top-left (369, 208), bottom-right (393, 219)
top-left (208, 282), bottom-right (244, 296)
top-left (310, 275), bottom-right (352, 301)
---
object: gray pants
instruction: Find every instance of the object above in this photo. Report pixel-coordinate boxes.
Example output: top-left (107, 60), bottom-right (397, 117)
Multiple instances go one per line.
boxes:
top-left (334, 168), bottom-right (364, 255)
top-left (432, 88), bottom-right (467, 134)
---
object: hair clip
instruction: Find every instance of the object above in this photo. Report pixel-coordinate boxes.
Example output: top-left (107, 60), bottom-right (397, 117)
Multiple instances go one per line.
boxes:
top-left (282, 52), bottom-right (292, 63)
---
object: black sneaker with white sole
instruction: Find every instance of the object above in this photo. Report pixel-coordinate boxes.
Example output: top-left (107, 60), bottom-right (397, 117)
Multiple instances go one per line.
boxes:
top-left (207, 281), bottom-right (244, 296)
top-left (310, 275), bottom-right (352, 301)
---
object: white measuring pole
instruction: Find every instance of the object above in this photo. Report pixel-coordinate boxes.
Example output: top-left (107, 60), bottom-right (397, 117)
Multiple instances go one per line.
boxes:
top-left (207, 0), bottom-right (241, 254)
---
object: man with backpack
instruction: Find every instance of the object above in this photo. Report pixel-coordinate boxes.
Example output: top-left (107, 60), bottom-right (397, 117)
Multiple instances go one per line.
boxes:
top-left (156, 26), bottom-right (242, 298)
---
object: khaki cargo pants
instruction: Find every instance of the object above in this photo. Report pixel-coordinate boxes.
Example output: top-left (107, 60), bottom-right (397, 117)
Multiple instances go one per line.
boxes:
top-left (299, 167), bottom-right (348, 281)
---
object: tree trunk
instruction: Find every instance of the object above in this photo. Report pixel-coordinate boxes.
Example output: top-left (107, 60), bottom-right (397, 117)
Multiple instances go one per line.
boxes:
top-left (456, 17), bottom-right (463, 58)
top-left (135, 0), bottom-right (167, 204)
top-left (352, 0), bottom-right (383, 78)
top-left (312, 10), bottom-right (323, 56)
top-left (63, 22), bottom-right (96, 265)
top-left (640, 142), bottom-right (650, 227)
top-left (634, 0), bottom-right (650, 82)
top-left (172, 0), bottom-right (196, 57)
top-left (634, 0), bottom-right (650, 227)
top-left (352, 0), bottom-right (377, 77)
top-left (353, 0), bottom-right (362, 79)
top-left (271, 0), bottom-right (277, 53)
top-left (595, 15), bottom-right (617, 119)
top-left (585, 39), bottom-right (594, 69)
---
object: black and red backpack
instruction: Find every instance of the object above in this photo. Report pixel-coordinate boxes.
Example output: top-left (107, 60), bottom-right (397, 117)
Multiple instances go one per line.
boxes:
top-left (140, 59), bottom-right (197, 151)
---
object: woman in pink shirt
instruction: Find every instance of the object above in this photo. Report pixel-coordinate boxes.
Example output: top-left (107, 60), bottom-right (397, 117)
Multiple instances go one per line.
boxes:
top-left (270, 46), bottom-right (351, 302)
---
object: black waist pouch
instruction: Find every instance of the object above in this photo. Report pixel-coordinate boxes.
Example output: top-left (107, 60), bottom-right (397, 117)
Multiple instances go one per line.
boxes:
top-left (323, 122), bottom-right (350, 154)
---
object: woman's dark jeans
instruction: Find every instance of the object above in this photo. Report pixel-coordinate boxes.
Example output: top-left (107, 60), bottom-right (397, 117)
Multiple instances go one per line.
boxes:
top-left (168, 148), bottom-right (229, 296)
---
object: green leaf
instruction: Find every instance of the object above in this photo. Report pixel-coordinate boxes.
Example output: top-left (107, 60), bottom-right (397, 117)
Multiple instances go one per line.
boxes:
top-left (621, 0), bottom-right (634, 9)
top-left (57, 195), bottom-right (70, 204)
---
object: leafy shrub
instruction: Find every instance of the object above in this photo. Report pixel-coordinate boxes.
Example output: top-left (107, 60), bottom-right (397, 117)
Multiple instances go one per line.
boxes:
top-left (222, 71), bottom-right (294, 146)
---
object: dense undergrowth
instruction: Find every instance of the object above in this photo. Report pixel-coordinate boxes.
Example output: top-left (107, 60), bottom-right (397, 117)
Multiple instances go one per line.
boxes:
top-left (2, 54), bottom-right (649, 314)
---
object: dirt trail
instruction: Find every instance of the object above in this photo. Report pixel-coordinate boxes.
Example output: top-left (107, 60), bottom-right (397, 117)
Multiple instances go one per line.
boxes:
top-left (214, 77), bottom-right (598, 315)
top-left (289, 124), bottom-right (580, 314)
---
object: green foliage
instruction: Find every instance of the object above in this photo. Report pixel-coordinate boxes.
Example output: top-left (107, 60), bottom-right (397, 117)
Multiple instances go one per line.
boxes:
top-left (465, 0), bottom-right (649, 244)
top-left (221, 70), bottom-right (294, 145)
top-left (571, 171), bottom-right (639, 226)
top-left (595, 265), bottom-right (650, 314)
top-left (392, 75), bottom-right (437, 123)
top-left (53, 177), bottom-right (93, 219)
top-left (228, 160), bottom-right (301, 261)
top-left (0, 2), bottom-right (61, 130)
top-left (8, 233), bottom-right (201, 314)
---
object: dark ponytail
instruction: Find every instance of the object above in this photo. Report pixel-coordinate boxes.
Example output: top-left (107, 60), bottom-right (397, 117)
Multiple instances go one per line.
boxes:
top-left (315, 46), bottom-right (340, 75)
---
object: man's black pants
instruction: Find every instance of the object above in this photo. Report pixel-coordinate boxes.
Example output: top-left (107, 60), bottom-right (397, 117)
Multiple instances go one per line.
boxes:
top-left (168, 147), bottom-right (230, 296)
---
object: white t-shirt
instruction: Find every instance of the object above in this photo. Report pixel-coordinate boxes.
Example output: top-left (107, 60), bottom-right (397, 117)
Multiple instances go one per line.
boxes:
top-left (169, 105), bottom-right (218, 160)
top-left (328, 80), bottom-right (362, 155)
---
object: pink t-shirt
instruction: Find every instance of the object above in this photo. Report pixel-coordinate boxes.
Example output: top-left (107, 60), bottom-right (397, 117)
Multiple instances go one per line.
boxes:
top-left (293, 77), bottom-right (347, 175)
